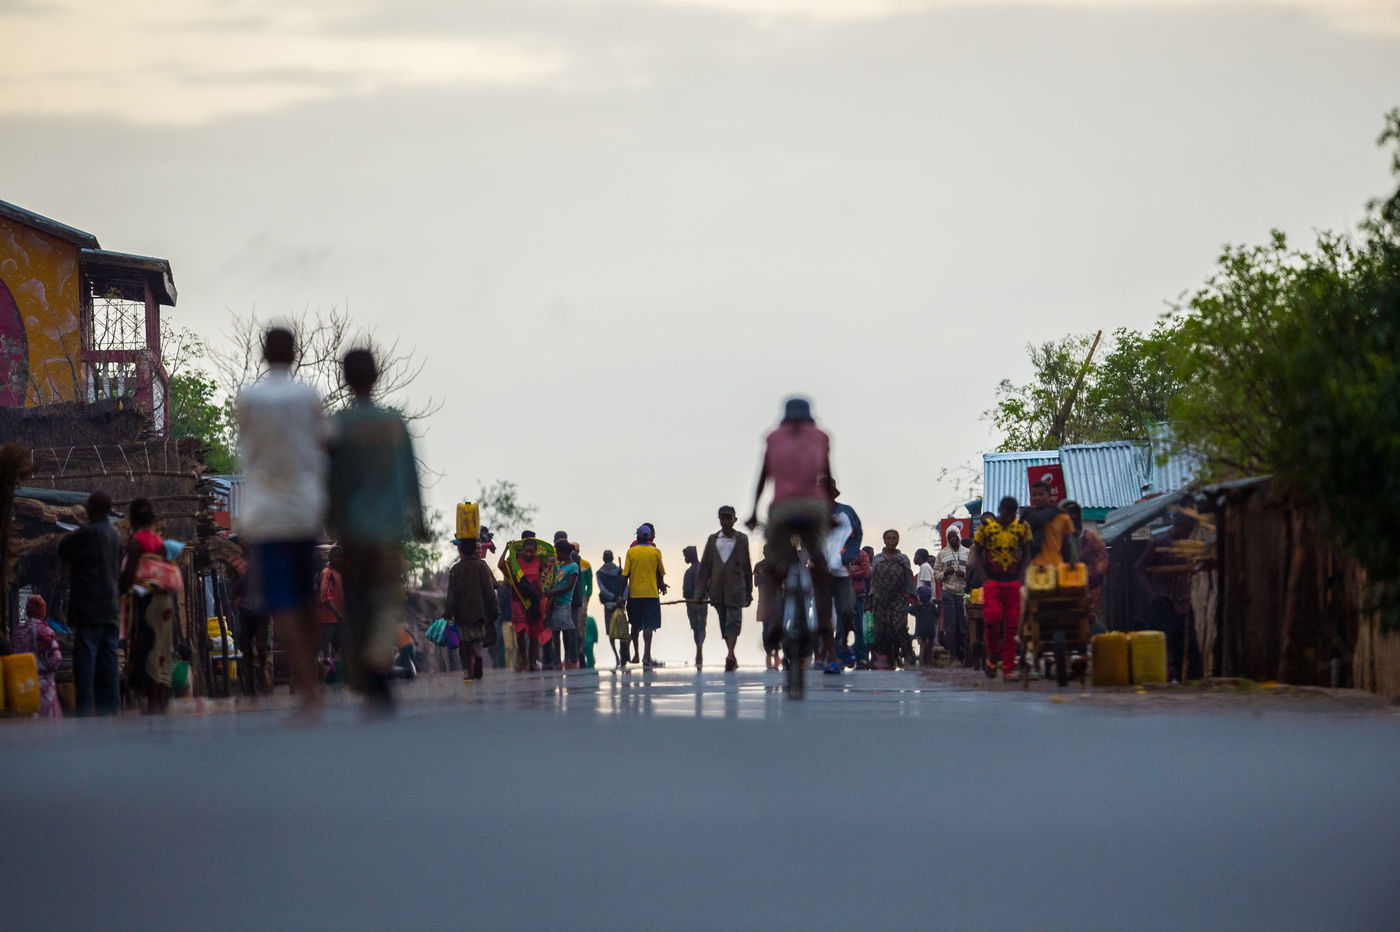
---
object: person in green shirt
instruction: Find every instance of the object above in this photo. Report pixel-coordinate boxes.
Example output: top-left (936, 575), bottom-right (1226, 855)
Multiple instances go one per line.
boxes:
top-left (325, 348), bottom-right (426, 715)
top-left (582, 615), bottom-right (598, 669)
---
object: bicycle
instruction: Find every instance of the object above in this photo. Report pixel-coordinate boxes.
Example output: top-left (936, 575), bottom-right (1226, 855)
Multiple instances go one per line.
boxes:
top-left (781, 550), bottom-right (819, 699)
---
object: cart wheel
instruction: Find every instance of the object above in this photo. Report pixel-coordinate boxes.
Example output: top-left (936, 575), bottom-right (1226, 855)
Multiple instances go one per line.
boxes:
top-left (1053, 630), bottom-right (1068, 688)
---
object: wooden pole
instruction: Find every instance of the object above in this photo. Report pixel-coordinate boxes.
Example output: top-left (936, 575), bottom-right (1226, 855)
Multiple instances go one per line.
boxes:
top-left (0, 444), bottom-right (34, 638)
top-left (1047, 329), bottom-right (1103, 447)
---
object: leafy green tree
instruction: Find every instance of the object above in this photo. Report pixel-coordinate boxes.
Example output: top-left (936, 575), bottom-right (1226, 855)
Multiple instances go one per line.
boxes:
top-left (1168, 108), bottom-right (1400, 626)
top-left (167, 369), bottom-right (236, 474)
top-left (986, 323), bottom-right (1182, 451)
top-left (403, 506), bottom-right (447, 582)
top-left (987, 334), bottom-right (1095, 451)
top-left (1088, 322), bottom-right (1183, 441)
top-left (472, 479), bottom-right (539, 541)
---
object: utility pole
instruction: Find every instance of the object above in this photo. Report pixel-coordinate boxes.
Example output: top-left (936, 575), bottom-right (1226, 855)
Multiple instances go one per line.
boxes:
top-left (1047, 329), bottom-right (1103, 448)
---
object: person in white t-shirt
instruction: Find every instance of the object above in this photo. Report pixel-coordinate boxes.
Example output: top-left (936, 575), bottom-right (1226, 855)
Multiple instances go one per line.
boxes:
top-left (822, 502), bottom-right (854, 669)
top-left (236, 327), bottom-right (328, 721)
top-left (915, 547), bottom-right (937, 591)
top-left (912, 547), bottom-right (940, 664)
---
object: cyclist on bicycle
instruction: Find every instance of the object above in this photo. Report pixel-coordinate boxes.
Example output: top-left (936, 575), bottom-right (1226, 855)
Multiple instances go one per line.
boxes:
top-left (744, 396), bottom-right (841, 676)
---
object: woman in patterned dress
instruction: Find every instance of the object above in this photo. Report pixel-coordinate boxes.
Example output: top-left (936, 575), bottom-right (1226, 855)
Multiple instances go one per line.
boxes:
top-left (121, 498), bottom-right (176, 714)
top-left (12, 594), bottom-right (62, 718)
top-left (869, 530), bottom-right (914, 668)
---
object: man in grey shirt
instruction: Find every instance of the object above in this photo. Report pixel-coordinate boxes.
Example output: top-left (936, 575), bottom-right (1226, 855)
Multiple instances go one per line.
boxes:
top-left (57, 491), bottom-right (123, 716)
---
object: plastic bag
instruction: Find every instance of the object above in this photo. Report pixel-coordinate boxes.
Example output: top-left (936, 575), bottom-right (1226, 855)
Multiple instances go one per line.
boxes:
top-left (607, 606), bottom-right (629, 640)
top-left (426, 618), bottom-right (449, 646)
top-left (863, 610), bottom-right (874, 647)
top-left (444, 622), bottom-right (460, 650)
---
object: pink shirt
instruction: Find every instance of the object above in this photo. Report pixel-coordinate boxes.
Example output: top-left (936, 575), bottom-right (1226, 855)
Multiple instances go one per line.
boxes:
top-left (765, 422), bottom-right (830, 503)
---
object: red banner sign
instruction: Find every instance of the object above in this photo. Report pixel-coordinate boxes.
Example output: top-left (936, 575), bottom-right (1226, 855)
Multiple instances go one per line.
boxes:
top-left (1027, 464), bottom-right (1067, 505)
top-left (938, 517), bottom-right (973, 546)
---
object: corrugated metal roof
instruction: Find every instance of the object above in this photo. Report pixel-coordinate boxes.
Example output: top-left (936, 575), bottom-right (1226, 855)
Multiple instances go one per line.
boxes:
top-left (207, 475), bottom-right (244, 520)
top-left (1060, 442), bottom-right (1149, 510)
top-left (982, 450), bottom-right (1058, 512)
top-left (1147, 425), bottom-right (1205, 493)
top-left (1100, 488), bottom-right (1191, 543)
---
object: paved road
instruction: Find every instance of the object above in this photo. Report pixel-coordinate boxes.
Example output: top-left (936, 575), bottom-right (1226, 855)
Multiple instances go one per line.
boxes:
top-left (4, 668), bottom-right (1398, 930)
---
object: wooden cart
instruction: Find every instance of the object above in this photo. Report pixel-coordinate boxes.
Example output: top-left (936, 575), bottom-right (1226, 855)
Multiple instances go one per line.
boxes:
top-left (1019, 590), bottom-right (1090, 688)
top-left (965, 601), bottom-right (985, 669)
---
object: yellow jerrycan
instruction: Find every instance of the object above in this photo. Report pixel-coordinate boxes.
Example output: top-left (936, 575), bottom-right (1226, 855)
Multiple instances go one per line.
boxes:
top-left (2, 653), bottom-right (41, 716)
top-left (456, 502), bottom-right (481, 540)
top-left (1129, 631), bottom-right (1168, 684)
top-left (1090, 632), bottom-right (1130, 687)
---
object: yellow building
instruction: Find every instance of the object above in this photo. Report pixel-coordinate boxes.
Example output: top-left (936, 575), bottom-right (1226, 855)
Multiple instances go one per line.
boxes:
top-left (0, 199), bottom-right (177, 429)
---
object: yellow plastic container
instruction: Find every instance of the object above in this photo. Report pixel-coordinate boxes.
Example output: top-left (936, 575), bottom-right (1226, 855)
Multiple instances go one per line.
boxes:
top-left (456, 502), bottom-right (481, 540)
top-left (1090, 632), bottom-right (1130, 687)
top-left (207, 617), bottom-right (236, 658)
top-left (212, 657), bottom-right (239, 683)
top-left (969, 588), bottom-right (982, 605)
top-left (1129, 630), bottom-right (1168, 684)
top-left (1026, 564), bottom-right (1058, 593)
top-left (2, 653), bottom-right (41, 716)
top-left (1058, 562), bottom-right (1088, 593)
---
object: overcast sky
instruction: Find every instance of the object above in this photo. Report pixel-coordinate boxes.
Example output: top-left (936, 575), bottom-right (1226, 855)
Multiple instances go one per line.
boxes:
top-left (4, 1), bottom-right (1398, 655)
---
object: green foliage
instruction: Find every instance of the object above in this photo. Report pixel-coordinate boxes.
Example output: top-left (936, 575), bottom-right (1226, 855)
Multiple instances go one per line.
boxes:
top-left (986, 323), bottom-right (1183, 452)
top-left (473, 479), bottom-right (538, 541)
top-left (1089, 323), bottom-right (1182, 440)
top-left (403, 506), bottom-right (447, 581)
top-left (167, 369), bottom-right (236, 474)
top-left (1168, 109), bottom-right (1400, 627)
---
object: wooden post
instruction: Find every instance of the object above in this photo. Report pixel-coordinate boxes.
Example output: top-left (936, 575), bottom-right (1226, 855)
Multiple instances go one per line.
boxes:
top-left (0, 444), bottom-right (34, 638)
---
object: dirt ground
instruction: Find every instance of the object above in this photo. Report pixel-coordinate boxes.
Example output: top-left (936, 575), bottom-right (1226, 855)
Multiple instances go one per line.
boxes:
top-left (919, 660), bottom-right (1400, 715)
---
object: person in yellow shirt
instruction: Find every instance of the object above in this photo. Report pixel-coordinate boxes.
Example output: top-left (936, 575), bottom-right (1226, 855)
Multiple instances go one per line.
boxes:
top-left (623, 524), bottom-right (668, 666)
top-left (971, 496), bottom-right (1032, 679)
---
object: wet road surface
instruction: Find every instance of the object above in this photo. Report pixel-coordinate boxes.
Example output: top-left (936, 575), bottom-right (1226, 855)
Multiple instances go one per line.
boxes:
top-left (4, 667), bottom-right (1398, 929)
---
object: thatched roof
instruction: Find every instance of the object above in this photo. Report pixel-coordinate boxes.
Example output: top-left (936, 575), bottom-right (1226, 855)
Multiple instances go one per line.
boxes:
top-left (0, 400), bottom-right (146, 449)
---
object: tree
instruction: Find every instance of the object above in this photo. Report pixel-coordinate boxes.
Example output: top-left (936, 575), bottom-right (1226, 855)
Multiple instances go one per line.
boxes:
top-left (473, 479), bottom-right (539, 542)
top-left (403, 506), bottom-right (447, 583)
top-left (1087, 322), bottom-right (1183, 441)
top-left (167, 370), bottom-right (236, 473)
top-left (985, 322), bottom-right (1183, 451)
top-left (1168, 108), bottom-right (1400, 626)
top-left (208, 304), bottom-right (439, 428)
top-left (158, 324), bottom-right (238, 473)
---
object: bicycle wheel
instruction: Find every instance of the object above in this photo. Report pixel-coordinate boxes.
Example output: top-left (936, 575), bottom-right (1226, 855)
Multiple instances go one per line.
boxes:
top-left (785, 646), bottom-right (805, 698)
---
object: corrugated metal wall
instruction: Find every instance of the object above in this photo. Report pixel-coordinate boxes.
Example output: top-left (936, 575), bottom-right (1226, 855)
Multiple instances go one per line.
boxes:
top-left (1060, 442), bottom-right (1148, 510)
top-left (984, 430), bottom-right (1203, 517)
top-left (982, 451), bottom-right (1058, 511)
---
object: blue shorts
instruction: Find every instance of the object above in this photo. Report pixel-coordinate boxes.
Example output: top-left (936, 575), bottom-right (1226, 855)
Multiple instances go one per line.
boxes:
top-left (251, 540), bottom-right (318, 614)
top-left (628, 597), bottom-right (661, 632)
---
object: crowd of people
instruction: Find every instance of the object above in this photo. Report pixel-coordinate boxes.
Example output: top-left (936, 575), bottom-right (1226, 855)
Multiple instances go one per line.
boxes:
top-left (17, 338), bottom-right (1176, 720)
top-left (20, 327), bottom-right (425, 720)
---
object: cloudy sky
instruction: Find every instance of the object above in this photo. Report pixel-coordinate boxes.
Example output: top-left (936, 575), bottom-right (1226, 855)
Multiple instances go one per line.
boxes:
top-left (4, 0), bottom-right (1397, 655)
